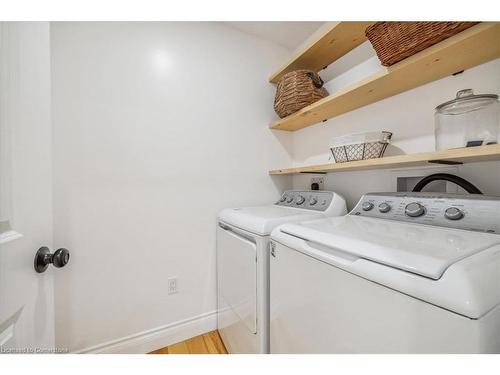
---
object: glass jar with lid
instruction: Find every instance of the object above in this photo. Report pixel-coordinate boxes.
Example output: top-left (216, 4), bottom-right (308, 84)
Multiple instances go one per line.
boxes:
top-left (435, 89), bottom-right (499, 150)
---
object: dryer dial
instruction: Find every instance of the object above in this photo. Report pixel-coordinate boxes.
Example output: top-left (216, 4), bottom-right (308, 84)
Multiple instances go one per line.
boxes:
top-left (445, 207), bottom-right (464, 220)
top-left (405, 202), bottom-right (425, 217)
top-left (362, 202), bottom-right (374, 211)
top-left (378, 202), bottom-right (391, 213)
top-left (296, 195), bottom-right (305, 205)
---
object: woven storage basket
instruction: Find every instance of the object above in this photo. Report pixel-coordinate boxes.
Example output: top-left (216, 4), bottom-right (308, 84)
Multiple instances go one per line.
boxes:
top-left (274, 70), bottom-right (329, 118)
top-left (365, 22), bottom-right (479, 66)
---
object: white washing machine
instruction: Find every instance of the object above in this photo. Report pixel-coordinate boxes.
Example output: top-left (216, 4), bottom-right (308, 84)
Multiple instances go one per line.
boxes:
top-left (270, 192), bottom-right (500, 353)
top-left (217, 190), bottom-right (347, 353)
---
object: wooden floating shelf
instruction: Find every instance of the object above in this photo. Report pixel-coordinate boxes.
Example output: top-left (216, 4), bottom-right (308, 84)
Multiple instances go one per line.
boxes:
top-left (269, 145), bottom-right (500, 175)
top-left (268, 22), bottom-right (373, 84)
top-left (270, 22), bottom-right (500, 132)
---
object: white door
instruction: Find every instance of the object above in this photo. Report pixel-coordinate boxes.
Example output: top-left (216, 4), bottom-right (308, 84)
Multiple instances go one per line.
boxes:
top-left (0, 22), bottom-right (58, 353)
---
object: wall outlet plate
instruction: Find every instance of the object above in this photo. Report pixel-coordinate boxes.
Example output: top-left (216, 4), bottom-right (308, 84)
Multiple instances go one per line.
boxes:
top-left (311, 177), bottom-right (325, 190)
top-left (167, 277), bottom-right (178, 295)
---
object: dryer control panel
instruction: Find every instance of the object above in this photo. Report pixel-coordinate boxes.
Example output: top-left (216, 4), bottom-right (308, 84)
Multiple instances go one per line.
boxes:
top-left (276, 190), bottom-right (334, 212)
top-left (351, 192), bottom-right (500, 234)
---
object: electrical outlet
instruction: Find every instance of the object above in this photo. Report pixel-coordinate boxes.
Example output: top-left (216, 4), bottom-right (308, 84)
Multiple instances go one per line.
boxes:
top-left (168, 277), bottom-right (178, 295)
top-left (311, 177), bottom-right (325, 190)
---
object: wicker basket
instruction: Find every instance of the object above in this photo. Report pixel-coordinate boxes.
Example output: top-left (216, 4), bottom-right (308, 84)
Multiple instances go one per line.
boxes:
top-left (274, 70), bottom-right (328, 118)
top-left (365, 22), bottom-right (479, 66)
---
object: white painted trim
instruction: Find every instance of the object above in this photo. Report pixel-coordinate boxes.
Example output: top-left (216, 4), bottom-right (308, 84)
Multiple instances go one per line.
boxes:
top-left (0, 230), bottom-right (23, 245)
top-left (74, 310), bottom-right (217, 354)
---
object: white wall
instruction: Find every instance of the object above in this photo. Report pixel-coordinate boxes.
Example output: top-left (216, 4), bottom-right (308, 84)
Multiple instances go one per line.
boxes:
top-left (290, 55), bottom-right (500, 209)
top-left (50, 22), bottom-right (292, 352)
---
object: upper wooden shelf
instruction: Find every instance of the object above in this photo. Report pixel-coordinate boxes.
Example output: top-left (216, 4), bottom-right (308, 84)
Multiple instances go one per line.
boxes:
top-left (269, 145), bottom-right (500, 175)
top-left (270, 22), bottom-right (500, 132)
top-left (268, 22), bottom-right (373, 84)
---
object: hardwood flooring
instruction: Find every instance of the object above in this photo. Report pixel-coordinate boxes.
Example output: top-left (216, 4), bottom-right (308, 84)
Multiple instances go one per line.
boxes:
top-left (149, 331), bottom-right (228, 354)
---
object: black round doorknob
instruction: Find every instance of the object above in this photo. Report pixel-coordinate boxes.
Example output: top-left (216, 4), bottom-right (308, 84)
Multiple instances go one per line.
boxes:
top-left (53, 248), bottom-right (70, 268)
top-left (34, 247), bottom-right (70, 273)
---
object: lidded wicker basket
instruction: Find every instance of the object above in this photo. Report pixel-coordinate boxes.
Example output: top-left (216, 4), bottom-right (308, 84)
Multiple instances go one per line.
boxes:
top-left (274, 70), bottom-right (329, 119)
top-left (365, 22), bottom-right (479, 66)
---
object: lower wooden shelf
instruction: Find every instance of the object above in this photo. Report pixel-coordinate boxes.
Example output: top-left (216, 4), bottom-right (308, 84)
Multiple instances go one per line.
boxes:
top-left (268, 145), bottom-right (500, 175)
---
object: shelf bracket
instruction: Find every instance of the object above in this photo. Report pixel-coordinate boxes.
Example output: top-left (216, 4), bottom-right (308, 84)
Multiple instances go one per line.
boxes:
top-left (428, 160), bottom-right (463, 165)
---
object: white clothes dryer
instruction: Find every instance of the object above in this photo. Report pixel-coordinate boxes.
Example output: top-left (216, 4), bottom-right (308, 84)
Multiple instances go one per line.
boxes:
top-left (217, 190), bottom-right (347, 353)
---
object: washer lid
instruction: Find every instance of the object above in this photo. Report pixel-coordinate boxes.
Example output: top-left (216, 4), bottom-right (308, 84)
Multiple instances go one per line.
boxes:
top-left (218, 206), bottom-right (327, 236)
top-left (278, 215), bottom-right (500, 280)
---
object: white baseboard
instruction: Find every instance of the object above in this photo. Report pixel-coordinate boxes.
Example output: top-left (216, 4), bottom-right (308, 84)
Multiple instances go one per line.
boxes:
top-left (74, 310), bottom-right (217, 354)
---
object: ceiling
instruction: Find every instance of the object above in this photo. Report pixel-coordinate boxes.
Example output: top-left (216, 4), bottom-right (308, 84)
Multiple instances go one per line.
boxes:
top-left (224, 22), bottom-right (324, 50)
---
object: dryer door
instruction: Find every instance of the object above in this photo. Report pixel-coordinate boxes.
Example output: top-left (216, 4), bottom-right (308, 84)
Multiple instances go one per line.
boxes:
top-left (217, 223), bottom-right (257, 334)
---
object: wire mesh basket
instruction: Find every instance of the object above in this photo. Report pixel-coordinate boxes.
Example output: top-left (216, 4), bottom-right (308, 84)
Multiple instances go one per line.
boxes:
top-left (330, 131), bottom-right (393, 163)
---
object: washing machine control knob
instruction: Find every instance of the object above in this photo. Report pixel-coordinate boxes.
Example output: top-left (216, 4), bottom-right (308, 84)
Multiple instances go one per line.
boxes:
top-left (378, 202), bottom-right (391, 213)
top-left (309, 197), bottom-right (318, 206)
top-left (445, 207), bottom-right (464, 220)
top-left (405, 202), bottom-right (425, 217)
top-left (362, 202), bottom-right (374, 211)
top-left (286, 196), bottom-right (294, 203)
top-left (296, 195), bottom-right (305, 205)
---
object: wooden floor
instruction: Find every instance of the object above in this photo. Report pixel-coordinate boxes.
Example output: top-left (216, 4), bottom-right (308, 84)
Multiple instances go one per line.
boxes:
top-left (149, 331), bottom-right (228, 354)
